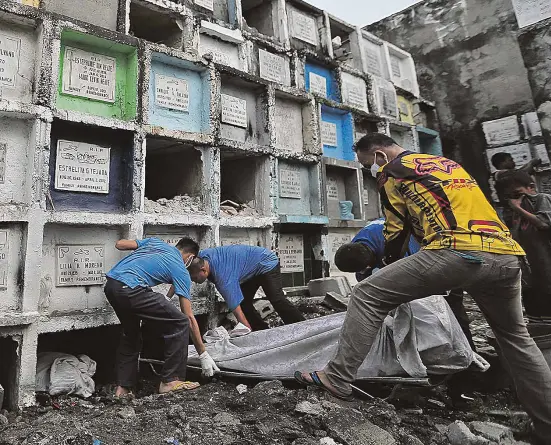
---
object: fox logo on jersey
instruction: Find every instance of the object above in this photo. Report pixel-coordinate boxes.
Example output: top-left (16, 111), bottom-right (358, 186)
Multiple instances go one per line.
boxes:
top-left (413, 157), bottom-right (460, 175)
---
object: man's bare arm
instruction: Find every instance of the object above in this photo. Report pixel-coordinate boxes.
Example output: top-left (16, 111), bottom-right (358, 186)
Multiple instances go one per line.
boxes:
top-left (115, 240), bottom-right (139, 251)
top-left (179, 297), bottom-right (206, 355)
top-left (232, 305), bottom-right (252, 330)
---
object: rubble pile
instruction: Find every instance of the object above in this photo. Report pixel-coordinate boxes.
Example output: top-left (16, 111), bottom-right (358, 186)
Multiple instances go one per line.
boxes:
top-left (220, 199), bottom-right (260, 217)
top-left (144, 195), bottom-right (202, 214)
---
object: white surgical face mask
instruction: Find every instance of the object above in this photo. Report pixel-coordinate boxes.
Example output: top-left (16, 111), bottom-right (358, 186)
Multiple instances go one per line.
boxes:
top-left (370, 151), bottom-right (388, 178)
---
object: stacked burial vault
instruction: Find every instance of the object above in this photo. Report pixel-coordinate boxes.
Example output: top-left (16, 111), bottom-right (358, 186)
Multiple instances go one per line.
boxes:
top-left (0, 0), bottom-right (441, 408)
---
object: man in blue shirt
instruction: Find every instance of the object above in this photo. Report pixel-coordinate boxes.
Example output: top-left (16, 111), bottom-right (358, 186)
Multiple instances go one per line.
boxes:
top-left (334, 219), bottom-right (475, 350)
top-left (105, 237), bottom-right (216, 396)
top-left (188, 245), bottom-right (305, 331)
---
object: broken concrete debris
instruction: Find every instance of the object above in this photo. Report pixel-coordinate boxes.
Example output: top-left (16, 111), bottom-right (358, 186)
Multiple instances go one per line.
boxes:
top-left (220, 199), bottom-right (260, 216)
top-left (144, 195), bottom-right (202, 214)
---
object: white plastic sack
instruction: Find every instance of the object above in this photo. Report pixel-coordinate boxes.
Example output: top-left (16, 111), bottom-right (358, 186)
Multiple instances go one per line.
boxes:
top-left (36, 352), bottom-right (96, 398)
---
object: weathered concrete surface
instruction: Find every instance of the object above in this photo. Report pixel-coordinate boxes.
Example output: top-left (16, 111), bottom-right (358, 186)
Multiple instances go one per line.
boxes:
top-left (368, 0), bottom-right (535, 191)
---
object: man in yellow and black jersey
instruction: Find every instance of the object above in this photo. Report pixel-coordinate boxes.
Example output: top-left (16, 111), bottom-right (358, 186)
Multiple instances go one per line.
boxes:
top-left (296, 134), bottom-right (551, 444)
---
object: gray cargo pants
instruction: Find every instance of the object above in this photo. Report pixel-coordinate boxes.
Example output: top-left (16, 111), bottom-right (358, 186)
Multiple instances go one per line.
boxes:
top-left (324, 249), bottom-right (551, 441)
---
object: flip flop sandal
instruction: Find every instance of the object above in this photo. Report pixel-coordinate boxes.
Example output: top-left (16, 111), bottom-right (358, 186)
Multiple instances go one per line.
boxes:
top-left (160, 381), bottom-right (200, 394)
top-left (294, 371), bottom-right (354, 401)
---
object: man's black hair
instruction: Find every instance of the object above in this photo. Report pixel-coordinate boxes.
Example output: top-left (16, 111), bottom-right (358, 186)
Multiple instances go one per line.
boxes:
top-left (491, 152), bottom-right (513, 169)
top-left (176, 237), bottom-right (200, 255)
top-left (334, 243), bottom-right (376, 273)
top-left (354, 133), bottom-right (397, 153)
top-left (187, 256), bottom-right (205, 274)
top-left (497, 170), bottom-right (534, 191)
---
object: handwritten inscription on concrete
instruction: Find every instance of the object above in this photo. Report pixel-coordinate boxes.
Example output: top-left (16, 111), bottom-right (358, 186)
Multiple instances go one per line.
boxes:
top-left (365, 47), bottom-right (382, 77)
top-left (390, 56), bottom-right (402, 78)
top-left (56, 244), bottom-right (105, 287)
top-left (221, 94), bottom-right (248, 128)
top-left (259, 49), bottom-right (285, 83)
top-left (62, 47), bottom-right (116, 102)
top-left (0, 34), bottom-right (20, 87)
top-left (0, 230), bottom-right (8, 289)
top-left (309, 72), bottom-right (327, 97)
top-left (321, 121), bottom-right (338, 147)
top-left (327, 176), bottom-right (339, 200)
top-left (291, 10), bottom-right (317, 45)
top-left (155, 74), bottom-right (189, 112)
top-left (279, 167), bottom-right (302, 199)
top-left (279, 234), bottom-right (304, 273)
top-left (55, 140), bottom-right (110, 194)
top-left (342, 75), bottom-right (367, 110)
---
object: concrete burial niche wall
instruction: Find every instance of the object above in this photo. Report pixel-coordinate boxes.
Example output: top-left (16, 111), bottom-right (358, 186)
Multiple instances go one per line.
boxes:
top-left (0, 116), bottom-right (34, 206)
top-left (199, 34), bottom-right (242, 70)
top-left (277, 160), bottom-right (321, 217)
top-left (220, 227), bottom-right (266, 246)
top-left (304, 62), bottom-right (339, 102)
top-left (40, 224), bottom-right (125, 314)
top-left (390, 125), bottom-right (416, 152)
top-left (43, 0), bottom-right (119, 31)
top-left (241, 0), bottom-right (279, 41)
top-left (274, 95), bottom-right (305, 154)
top-left (0, 16), bottom-right (38, 104)
top-left (320, 105), bottom-right (354, 161)
top-left (145, 139), bottom-right (205, 213)
top-left (220, 75), bottom-right (269, 146)
top-left (129, 1), bottom-right (184, 50)
top-left (148, 53), bottom-right (211, 133)
top-left (56, 30), bottom-right (138, 121)
top-left (286, 4), bottom-right (322, 52)
top-left (48, 122), bottom-right (134, 212)
top-left (362, 35), bottom-right (389, 80)
top-left (0, 224), bottom-right (26, 313)
top-left (0, 334), bottom-right (21, 411)
top-left (362, 172), bottom-right (381, 221)
top-left (276, 227), bottom-right (323, 287)
top-left (325, 164), bottom-right (361, 221)
top-left (220, 152), bottom-right (270, 216)
top-left (418, 127), bottom-right (443, 156)
top-left (192, 0), bottom-right (234, 24)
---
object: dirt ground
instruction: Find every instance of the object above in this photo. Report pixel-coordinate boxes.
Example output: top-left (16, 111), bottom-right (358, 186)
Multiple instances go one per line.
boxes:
top-left (0, 296), bottom-right (540, 445)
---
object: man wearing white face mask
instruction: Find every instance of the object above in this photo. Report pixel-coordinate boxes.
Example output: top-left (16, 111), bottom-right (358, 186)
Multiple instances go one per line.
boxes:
top-left (296, 134), bottom-right (551, 444)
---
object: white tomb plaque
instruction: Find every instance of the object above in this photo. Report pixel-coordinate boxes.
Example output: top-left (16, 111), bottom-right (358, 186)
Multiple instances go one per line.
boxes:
top-left (486, 144), bottom-right (532, 173)
top-left (56, 244), bottom-right (105, 287)
top-left (523, 112), bottom-right (543, 137)
top-left (365, 48), bottom-right (382, 77)
top-left (0, 230), bottom-right (8, 289)
top-left (62, 47), bottom-right (116, 103)
top-left (291, 10), bottom-right (317, 45)
top-left (363, 188), bottom-right (369, 205)
top-left (221, 94), bottom-right (248, 128)
top-left (0, 143), bottom-right (6, 184)
top-left (536, 144), bottom-right (551, 164)
top-left (327, 177), bottom-right (339, 200)
top-left (199, 37), bottom-right (238, 69)
top-left (309, 72), bottom-right (327, 97)
top-left (343, 80), bottom-right (367, 110)
top-left (0, 34), bottom-right (20, 88)
top-left (279, 168), bottom-right (302, 199)
top-left (321, 121), bottom-right (338, 147)
top-left (482, 116), bottom-right (520, 146)
top-left (279, 234), bottom-right (304, 273)
top-left (55, 140), bottom-right (111, 194)
top-left (155, 74), bottom-right (189, 112)
top-left (259, 49), bottom-right (285, 84)
top-left (512, 0), bottom-right (551, 28)
top-left (390, 56), bottom-right (402, 78)
top-left (194, 0), bottom-right (214, 11)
